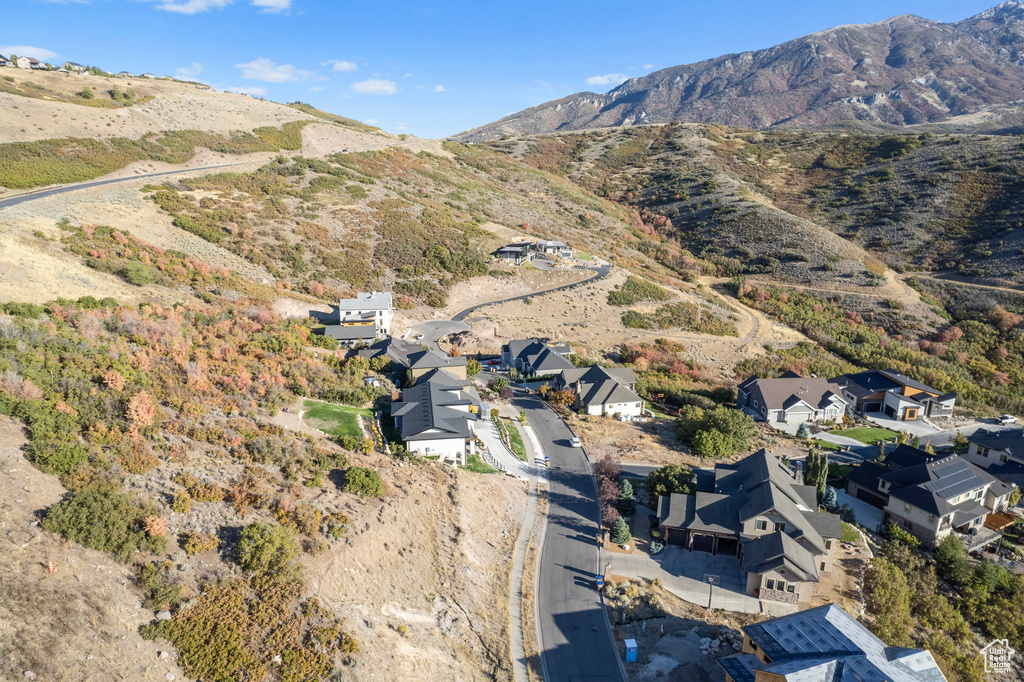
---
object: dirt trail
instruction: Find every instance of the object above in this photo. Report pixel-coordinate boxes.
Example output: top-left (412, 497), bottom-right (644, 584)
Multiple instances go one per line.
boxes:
top-left (902, 272), bottom-right (1024, 296)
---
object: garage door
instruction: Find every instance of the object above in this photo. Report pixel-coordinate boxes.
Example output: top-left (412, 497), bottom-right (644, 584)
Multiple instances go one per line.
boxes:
top-left (717, 537), bottom-right (740, 556)
top-left (665, 527), bottom-right (688, 546)
top-left (691, 534), bottom-right (715, 553)
top-left (856, 487), bottom-right (888, 509)
top-left (864, 402), bottom-right (881, 413)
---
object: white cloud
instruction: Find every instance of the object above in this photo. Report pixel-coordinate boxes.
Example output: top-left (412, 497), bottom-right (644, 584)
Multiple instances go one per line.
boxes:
top-left (402, 73), bottom-right (413, 79)
top-left (433, 84), bottom-right (445, 92)
top-left (226, 85), bottom-right (267, 96)
top-left (351, 78), bottom-right (396, 95)
top-left (322, 59), bottom-right (357, 73)
top-left (395, 122), bottom-right (408, 130)
top-left (365, 118), bottom-right (378, 124)
top-left (151, 0), bottom-right (230, 14)
top-left (236, 57), bottom-right (312, 82)
top-left (251, 0), bottom-right (291, 11)
top-left (174, 62), bottom-right (204, 79)
top-left (586, 73), bottom-right (629, 86)
top-left (643, 63), bottom-right (654, 70)
top-left (309, 85), bottom-right (327, 91)
top-left (0, 45), bottom-right (58, 61)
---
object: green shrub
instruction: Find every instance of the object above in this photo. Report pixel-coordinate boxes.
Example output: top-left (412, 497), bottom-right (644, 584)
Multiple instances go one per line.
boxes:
top-left (608, 276), bottom-right (671, 306)
top-left (120, 261), bottom-right (156, 286)
top-left (342, 466), bottom-right (385, 498)
top-left (237, 522), bottom-right (301, 578)
top-left (138, 561), bottom-right (182, 610)
top-left (41, 487), bottom-right (167, 561)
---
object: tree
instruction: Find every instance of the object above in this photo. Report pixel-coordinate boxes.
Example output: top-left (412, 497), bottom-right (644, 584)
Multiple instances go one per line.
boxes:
top-left (466, 358), bottom-right (481, 377)
top-left (690, 428), bottom-right (732, 458)
top-left (796, 422), bottom-right (810, 439)
top-left (804, 448), bottom-right (829, 501)
top-left (499, 386), bottom-right (513, 400)
top-left (602, 502), bottom-right (620, 524)
top-left (645, 464), bottom-right (694, 507)
top-left (952, 431), bottom-right (969, 454)
top-left (237, 522), bottom-right (301, 578)
top-left (864, 558), bottom-right (914, 646)
top-left (548, 389), bottom-right (576, 408)
top-left (491, 376), bottom-right (510, 390)
top-left (342, 466), bottom-right (385, 498)
top-left (934, 535), bottom-right (972, 584)
top-left (618, 478), bottom-right (636, 513)
top-left (610, 517), bottom-right (631, 544)
top-left (78, 86), bottom-right (94, 99)
top-left (593, 455), bottom-right (622, 483)
top-left (884, 522), bottom-right (921, 548)
top-left (676, 405), bottom-right (756, 458)
top-left (821, 485), bottom-right (838, 511)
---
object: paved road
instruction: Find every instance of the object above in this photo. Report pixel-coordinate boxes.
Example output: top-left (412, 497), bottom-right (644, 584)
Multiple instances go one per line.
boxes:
top-left (511, 391), bottom-right (625, 682)
top-left (452, 264), bottom-right (612, 322)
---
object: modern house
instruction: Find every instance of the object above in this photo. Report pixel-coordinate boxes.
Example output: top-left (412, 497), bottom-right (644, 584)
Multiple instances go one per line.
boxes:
top-left (832, 369), bottom-right (955, 421)
top-left (535, 240), bottom-right (573, 258)
top-left (864, 454), bottom-right (1016, 550)
top-left (718, 603), bottom-right (947, 682)
top-left (965, 428), bottom-right (1024, 490)
top-left (391, 369), bottom-right (480, 465)
top-left (493, 243), bottom-right (534, 265)
top-left (657, 449), bottom-right (840, 606)
top-left (553, 365), bottom-right (644, 418)
top-left (322, 324), bottom-right (378, 348)
top-left (62, 61), bottom-right (87, 73)
top-left (337, 291), bottom-right (394, 337)
top-left (0, 55), bottom-right (12, 68)
top-left (407, 349), bottom-right (468, 382)
top-left (501, 338), bottom-right (573, 376)
top-left (737, 373), bottom-right (847, 426)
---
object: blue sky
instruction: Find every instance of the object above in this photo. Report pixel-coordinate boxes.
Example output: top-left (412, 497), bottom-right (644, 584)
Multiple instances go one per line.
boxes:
top-left (1, 0), bottom-right (1001, 138)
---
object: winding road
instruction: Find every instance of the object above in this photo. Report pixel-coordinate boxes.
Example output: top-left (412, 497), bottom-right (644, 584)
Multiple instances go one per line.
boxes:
top-left (452, 264), bottom-right (612, 321)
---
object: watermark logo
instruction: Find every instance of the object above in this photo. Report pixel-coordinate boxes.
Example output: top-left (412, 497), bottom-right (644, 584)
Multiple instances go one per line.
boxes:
top-left (981, 639), bottom-right (1016, 675)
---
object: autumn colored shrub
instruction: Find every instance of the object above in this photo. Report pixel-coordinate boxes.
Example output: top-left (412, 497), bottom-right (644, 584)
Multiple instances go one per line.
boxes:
top-left (182, 531), bottom-right (220, 556)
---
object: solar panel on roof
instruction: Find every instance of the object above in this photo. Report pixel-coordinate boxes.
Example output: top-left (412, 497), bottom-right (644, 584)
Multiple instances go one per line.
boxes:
top-left (923, 461), bottom-right (983, 499)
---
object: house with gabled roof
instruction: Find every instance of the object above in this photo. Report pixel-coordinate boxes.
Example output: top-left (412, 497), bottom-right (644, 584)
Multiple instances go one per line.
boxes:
top-left (658, 449), bottom-right (840, 606)
top-left (390, 368), bottom-right (480, 465)
top-left (718, 602), bottom-right (947, 682)
top-left (875, 454), bottom-right (1015, 549)
top-left (846, 444), bottom-right (937, 508)
top-left (62, 61), bottom-right (87, 73)
top-left (0, 55), bottom-right (12, 68)
top-left (407, 349), bottom-right (468, 382)
top-left (337, 291), bottom-right (393, 337)
top-left (832, 369), bottom-right (955, 421)
top-left (501, 338), bottom-right (573, 376)
top-left (965, 428), bottom-right (1024, 490)
top-left (553, 364), bottom-right (644, 418)
top-left (737, 372), bottom-right (847, 427)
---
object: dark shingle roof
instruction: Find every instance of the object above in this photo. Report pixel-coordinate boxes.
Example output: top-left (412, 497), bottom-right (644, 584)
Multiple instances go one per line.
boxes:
top-left (741, 531), bottom-right (818, 582)
top-left (882, 455), bottom-right (997, 516)
top-left (745, 376), bottom-right (847, 411)
top-left (391, 375), bottom-right (477, 442)
top-left (559, 365), bottom-right (640, 408)
top-left (322, 325), bottom-right (377, 341)
top-left (409, 349), bottom-right (468, 371)
top-left (968, 428), bottom-right (1024, 458)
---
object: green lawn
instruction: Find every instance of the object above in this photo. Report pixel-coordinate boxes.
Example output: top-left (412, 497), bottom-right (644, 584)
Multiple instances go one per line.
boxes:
top-left (461, 454), bottom-right (498, 474)
top-left (646, 403), bottom-right (677, 420)
top-left (841, 522), bottom-right (862, 545)
top-left (828, 427), bottom-right (899, 444)
top-left (812, 439), bottom-right (842, 451)
top-left (502, 418), bottom-right (527, 461)
top-left (576, 252), bottom-right (593, 261)
top-left (303, 400), bottom-right (372, 440)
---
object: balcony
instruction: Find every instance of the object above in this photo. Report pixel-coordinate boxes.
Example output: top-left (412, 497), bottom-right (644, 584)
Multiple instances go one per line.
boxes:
top-left (957, 527), bottom-right (1002, 553)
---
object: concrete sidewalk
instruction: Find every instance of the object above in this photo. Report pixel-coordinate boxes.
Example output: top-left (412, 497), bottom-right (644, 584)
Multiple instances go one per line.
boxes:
top-left (476, 417), bottom-right (530, 479)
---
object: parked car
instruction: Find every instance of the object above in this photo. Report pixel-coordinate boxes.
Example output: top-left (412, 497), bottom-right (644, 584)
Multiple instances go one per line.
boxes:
top-left (569, 437), bottom-right (582, 448)
top-left (416, 334), bottom-right (424, 340)
top-left (485, 359), bottom-right (501, 366)
top-left (999, 414), bottom-right (1019, 425)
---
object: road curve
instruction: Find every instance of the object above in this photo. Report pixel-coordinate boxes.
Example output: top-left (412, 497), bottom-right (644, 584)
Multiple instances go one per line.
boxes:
top-left (512, 392), bottom-right (626, 682)
top-left (452, 264), bottom-right (611, 322)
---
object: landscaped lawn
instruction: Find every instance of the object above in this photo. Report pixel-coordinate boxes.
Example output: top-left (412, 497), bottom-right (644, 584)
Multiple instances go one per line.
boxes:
top-left (646, 403), bottom-right (677, 420)
top-left (303, 400), bottom-right (372, 440)
top-left (841, 522), bottom-right (862, 545)
top-left (576, 252), bottom-right (593, 261)
top-left (502, 418), bottom-right (527, 461)
top-left (812, 438), bottom-right (842, 451)
top-left (828, 427), bottom-right (899, 444)
top-left (461, 454), bottom-right (498, 474)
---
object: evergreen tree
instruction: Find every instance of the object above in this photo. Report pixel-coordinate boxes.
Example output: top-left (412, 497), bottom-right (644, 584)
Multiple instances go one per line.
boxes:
top-left (618, 478), bottom-right (635, 513)
top-left (610, 517), bottom-right (631, 544)
top-left (821, 485), bottom-right (838, 511)
top-left (804, 448), bottom-right (829, 501)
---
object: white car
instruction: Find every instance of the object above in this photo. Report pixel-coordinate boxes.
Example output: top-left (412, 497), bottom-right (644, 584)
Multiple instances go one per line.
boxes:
top-left (569, 437), bottom-right (582, 448)
top-left (416, 334), bottom-right (424, 340)
top-left (999, 414), bottom-right (1019, 425)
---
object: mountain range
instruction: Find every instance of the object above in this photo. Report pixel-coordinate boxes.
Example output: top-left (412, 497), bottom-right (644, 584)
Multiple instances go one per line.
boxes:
top-left (453, 2), bottom-right (1024, 141)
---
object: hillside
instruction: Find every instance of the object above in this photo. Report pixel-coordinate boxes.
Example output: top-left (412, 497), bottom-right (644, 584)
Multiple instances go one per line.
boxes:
top-left (453, 1), bottom-right (1024, 142)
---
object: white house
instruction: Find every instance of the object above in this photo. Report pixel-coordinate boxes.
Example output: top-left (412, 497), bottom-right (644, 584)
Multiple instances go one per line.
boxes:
top-left (338, 292), bottom-right (394, 337)
top-left (391, 369), bottom-right (480, 465)
top-left (737, 373), bottom-right (847, 427)
top-left (554, 365), bottom-right (644, 418)
top-left (16, 57), bottom-right (45, 70)
top-left (62, 62), bottom-right (87, 73)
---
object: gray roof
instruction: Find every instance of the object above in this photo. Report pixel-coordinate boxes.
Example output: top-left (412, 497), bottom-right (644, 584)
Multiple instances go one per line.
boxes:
top-left (528, 347), bottom-right (575, 373)
top-left (409, 349), bottom-right (468, 371)
top-left (968, 428), bottom-right (1024, 458)
top-left (832, 369), bottom-right (947, 401)
top-left (322, 325), bottom-right (377, 341)
top-left (391, 372), bottom-right (478, 442)
top-left (660, 492), bottom-right (742, 535)
top-left (504, 338), bottom-right (572, 362)
top-left (742, 531), bottom-right (819, 582)
top-left (882, 455), bottom-right (998, 517)
top-left (356, 337), bottom-right (420, 367)
top-left (725, 603), bottom-right (947, 682)
top-left (338, 291), bottom-right (392, 311)
top-left (558, 365), bottom-right (639, 408)
top-left (742, 375), bottom-right (847, 411)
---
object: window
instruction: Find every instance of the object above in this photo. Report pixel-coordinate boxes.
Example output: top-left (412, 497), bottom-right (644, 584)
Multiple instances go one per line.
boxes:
top-left (928, 514), bottom-right (934, 523)
top-left (825, 540), bottom-right (832, 550)
top-left (777, 580), bottom-right (787, 592)
top-left (820, 562), bottom-right (826, 571)
top-left (980, 447), bottom-right (990, 458)
top-left (775, 522), bottom-right (786, 532)
top-left (755, 520), bottom-right (768, 531)
top-left (765, 579), bottom-right (775, 590)
top-left (788, 584), bottom-right (796, 593)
